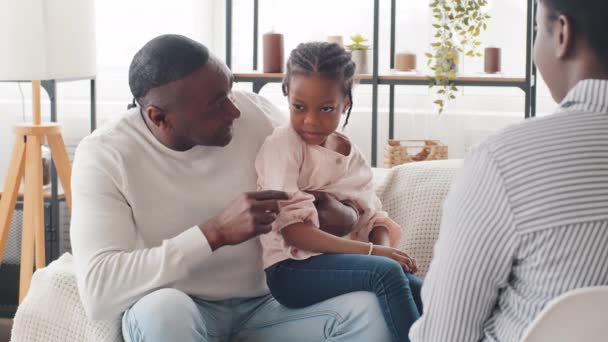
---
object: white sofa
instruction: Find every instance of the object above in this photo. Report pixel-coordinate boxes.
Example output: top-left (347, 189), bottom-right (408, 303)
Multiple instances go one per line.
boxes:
top-left (10, 159), bottom-right (463, 342)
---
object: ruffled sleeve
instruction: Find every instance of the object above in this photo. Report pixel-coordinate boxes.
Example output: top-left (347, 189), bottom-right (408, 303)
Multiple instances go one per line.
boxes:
top-left (350, 196), bottom-right (401, 247)
top-left (344, 146), bottom-right (401, 247)
top-left (255, 127), bottom-right (320, 267)
top-left (255, 126), bottom-right (319, 229)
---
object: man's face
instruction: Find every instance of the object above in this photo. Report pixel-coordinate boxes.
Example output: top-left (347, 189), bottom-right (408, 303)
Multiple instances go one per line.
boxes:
top-left (163, 61), bottom-right (241, 148)
top-left (534, 1), bottom-right (567, 103)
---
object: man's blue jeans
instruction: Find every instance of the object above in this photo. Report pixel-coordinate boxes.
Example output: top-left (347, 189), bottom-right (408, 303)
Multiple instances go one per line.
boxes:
top-left (266, 254), bottom-right (423, 342)
top-left (122, 288), bottom-right (392, 342)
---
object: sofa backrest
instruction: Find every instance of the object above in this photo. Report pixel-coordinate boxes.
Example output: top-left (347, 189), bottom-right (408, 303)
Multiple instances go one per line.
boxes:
top-left (374, 159), bottom-right (463, 276)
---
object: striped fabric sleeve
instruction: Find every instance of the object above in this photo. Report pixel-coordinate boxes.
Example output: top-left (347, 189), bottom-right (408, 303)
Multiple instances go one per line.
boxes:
top-left (409, 145), bottom-right (519, 342)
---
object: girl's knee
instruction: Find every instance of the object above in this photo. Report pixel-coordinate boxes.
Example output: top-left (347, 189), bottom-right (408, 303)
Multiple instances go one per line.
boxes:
top-left (373, 256), bottom-right (406, 278)
top-left (405, 273), bottom-right (423, 290)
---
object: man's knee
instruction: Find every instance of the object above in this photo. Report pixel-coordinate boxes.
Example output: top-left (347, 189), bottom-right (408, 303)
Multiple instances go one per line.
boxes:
top-left (330, 291), bottom-right (391, 341)
top-left (122, 288), bottom-right (207, 342)
top-left (345, 291), bottom-right (384, 319)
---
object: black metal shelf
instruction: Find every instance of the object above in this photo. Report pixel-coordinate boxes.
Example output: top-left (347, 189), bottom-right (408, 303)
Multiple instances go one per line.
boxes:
top-left (41, 79), bottom-right (96, 252)
top-left (235, 72), bottom-right (529, 88)
top-left (226, 0), bottom-right (537, 166)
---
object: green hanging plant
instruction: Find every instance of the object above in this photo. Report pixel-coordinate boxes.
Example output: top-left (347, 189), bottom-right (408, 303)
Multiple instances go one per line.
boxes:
top-left (426, 0), bottom-right (491, 113)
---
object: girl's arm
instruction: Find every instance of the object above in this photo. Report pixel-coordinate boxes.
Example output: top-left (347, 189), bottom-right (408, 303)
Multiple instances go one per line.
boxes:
top-left (282, 222), bottom-right (370, 255)
top-left (369, 226), bottom-right (391, 246)
top-left (282, 222), bottom-right (417, 272)
top-left (369, 225), bottom-right (418, 273)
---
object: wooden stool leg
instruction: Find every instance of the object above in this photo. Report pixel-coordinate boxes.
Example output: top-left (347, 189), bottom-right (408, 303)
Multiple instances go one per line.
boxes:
top-left (47, 133), bottom-right (72, 208)
top-left (0, 135), bottom-right (27, 264)
top-left (19, 135), bottom-right (44, 303)
top-left (33, 151), bottom-right (46, 272)
top-left (29, 135), bottom-right (46, 271)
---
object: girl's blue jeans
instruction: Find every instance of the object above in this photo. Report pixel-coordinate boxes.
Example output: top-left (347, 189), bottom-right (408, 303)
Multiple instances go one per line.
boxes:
top-left (265, 253), bottom-right (423, 342)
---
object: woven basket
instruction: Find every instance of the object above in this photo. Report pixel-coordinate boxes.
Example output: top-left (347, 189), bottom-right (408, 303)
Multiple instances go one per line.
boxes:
top-left (384, 140), bottom-right (448, 167)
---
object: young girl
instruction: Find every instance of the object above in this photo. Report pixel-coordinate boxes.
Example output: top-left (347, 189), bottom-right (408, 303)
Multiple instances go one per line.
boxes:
top-left (255, 42), bottom-right (422, 342)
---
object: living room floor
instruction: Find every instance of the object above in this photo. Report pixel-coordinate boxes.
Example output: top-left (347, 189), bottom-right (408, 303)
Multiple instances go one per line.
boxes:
top-left (0, 319), bottom-right (11, 342)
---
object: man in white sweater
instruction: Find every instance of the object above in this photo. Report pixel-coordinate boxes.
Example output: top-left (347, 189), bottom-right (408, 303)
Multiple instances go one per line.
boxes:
top-left (70, 35), bottom-right (391, 342)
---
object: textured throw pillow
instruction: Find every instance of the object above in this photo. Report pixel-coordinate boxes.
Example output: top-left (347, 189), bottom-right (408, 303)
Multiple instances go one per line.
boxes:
top-left (374, 160), bottom-right (462, 276)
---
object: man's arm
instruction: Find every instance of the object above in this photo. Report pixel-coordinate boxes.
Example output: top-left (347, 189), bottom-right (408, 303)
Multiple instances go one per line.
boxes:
top-left (200, 190), bottom-right (288, 250)
top-left (71, 140), bottom-right (196, 320)
top-left (71, 140), bottom-right (285, 320)
top-left (409, 146), bottom-right (518, 342)
top-left (310, 191), bottom-right (359, 237)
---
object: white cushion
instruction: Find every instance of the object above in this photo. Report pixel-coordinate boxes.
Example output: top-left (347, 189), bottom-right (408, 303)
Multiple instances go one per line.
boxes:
top-left (374, 159), bottom-right (462, 276)
top-left (10, 253), bottom-right (122, 342)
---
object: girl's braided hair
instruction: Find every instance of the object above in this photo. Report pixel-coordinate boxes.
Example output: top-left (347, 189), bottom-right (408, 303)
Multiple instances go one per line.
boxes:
top-left (282, 41), bottom-right (356, 127)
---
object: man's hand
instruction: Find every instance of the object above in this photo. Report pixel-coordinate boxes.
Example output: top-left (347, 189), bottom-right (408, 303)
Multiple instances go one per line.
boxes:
top-left (372, 245), bottom-right (418, 274)
top-left (309, 191), bottom-right (359, 237)
top-left (199, 190), bottom-right (288, 250)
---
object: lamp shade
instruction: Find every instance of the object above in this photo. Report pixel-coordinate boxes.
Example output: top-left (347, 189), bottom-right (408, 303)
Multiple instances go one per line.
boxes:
top-left (0, 0), bottom-right (96, 81)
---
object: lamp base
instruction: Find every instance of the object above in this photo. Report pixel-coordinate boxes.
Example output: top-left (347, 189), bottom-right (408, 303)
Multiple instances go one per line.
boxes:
top-left (0, 123), bottom-right (72, 303)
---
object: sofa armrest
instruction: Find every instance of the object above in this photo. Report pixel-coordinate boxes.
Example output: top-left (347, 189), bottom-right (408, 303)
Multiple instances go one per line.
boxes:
top-left (11, 253), bottom-right (122, 342)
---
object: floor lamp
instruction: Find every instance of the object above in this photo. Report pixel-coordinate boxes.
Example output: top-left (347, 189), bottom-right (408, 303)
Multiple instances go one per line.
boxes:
top-left (0, 0), bottom-right (96, 303)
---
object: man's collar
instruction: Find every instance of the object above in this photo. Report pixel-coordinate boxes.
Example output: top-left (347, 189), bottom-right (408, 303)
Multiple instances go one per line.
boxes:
top-left (559, 79), bottom-right (608, 113)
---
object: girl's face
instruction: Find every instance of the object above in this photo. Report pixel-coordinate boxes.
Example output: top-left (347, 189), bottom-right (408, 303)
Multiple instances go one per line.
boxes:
top-left (288, 73), bottom-right (350, 146)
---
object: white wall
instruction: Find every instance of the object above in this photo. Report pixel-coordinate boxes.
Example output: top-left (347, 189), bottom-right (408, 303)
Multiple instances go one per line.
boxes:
top-left (0, 0), bottom-right (559, 186)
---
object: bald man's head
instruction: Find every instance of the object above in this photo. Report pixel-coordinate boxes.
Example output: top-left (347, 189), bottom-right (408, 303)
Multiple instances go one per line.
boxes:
top-left (129, 34), bottom-right (210, 108)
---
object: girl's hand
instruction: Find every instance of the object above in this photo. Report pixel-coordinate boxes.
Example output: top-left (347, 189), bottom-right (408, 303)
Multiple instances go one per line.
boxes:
top-left (372, 245), bottom-right (418, 274)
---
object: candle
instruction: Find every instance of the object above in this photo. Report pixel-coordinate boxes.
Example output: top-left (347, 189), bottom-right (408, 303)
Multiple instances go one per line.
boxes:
top-left (484, 47), bottom-right (501, 74)
top-left (395, 52), bottom-right (417, 72)
top-left (327, 35), bottom-right (344, 47)
top-left (263, 32), bottom-right (284, 73)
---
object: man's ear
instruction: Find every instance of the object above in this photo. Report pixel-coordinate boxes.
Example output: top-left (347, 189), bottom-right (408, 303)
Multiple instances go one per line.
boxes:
top-left (145, 105), bottom-right (171, 129)
top-left (555, 14), bottom-right (575, 59)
